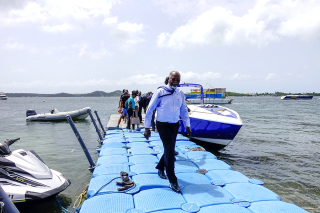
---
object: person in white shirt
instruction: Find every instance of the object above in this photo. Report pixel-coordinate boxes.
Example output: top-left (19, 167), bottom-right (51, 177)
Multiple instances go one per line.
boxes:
top-left (144, 71), bottom-right (192, 193)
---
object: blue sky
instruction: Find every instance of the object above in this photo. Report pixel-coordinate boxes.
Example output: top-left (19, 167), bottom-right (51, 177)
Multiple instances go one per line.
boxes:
top-left (1, 0), bottom-right (319, 94)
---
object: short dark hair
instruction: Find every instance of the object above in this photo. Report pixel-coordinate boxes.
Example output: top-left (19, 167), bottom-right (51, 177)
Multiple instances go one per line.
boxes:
top-left (169, 71), bottom-right (180, 78)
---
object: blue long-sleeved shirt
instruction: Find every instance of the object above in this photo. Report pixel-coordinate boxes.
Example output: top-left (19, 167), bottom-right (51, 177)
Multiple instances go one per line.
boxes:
top-left (144, 86), bottom-right (190, 128)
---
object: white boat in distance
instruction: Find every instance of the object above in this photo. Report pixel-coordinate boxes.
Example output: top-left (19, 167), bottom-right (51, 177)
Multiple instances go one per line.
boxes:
top-left (0, 92), bottom-right (7, 100)
top-left (186, 88), bottom-right (233, 104)
top-left (281, 95), bottom-right (313, 100)
top-left (26, 107), bottom-right (90, 121)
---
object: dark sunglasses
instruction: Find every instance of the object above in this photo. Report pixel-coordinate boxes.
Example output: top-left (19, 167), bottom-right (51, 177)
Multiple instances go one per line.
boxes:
top-left (171, 78), bottom-right (180, 82)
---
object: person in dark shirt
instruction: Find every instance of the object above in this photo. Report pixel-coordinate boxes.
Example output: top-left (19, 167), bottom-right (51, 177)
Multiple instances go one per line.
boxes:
top-left (116, 90), bottom-right (130, 129)
top-left (145, 92), bottom-right (155, 131)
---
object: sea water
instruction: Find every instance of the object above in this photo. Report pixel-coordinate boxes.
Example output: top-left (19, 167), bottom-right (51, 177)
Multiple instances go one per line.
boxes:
top-left (0, 96), bottom-right (319, 213)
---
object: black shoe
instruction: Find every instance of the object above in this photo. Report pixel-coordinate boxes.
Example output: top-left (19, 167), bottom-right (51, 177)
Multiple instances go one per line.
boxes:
top-left (158, 170), bottom-right (167, 179)
top-left (171, 182), bottom-right (180, 193)
top-left (174, 151), bottom-right (179, 155)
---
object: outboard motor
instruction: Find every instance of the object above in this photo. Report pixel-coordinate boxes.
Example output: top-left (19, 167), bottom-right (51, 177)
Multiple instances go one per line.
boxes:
top-left (26, 109), bottom-right (37, 117)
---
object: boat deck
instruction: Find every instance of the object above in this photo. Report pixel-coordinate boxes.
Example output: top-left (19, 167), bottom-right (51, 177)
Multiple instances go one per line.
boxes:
top-left (78, 116), bottom-right (308, 213)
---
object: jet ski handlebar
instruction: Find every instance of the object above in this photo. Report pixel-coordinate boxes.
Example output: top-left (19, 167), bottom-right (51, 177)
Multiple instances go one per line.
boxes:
top-left (5, 138), bottom-right (20, 146)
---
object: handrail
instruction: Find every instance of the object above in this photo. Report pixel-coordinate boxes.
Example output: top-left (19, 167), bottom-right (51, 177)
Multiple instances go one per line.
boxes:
top-left (179, 83), bottom-right (204, 105)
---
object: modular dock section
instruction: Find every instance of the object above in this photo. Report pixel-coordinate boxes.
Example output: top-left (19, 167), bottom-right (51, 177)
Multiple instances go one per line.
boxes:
top-left (78, 115), bottom-right (308, 212)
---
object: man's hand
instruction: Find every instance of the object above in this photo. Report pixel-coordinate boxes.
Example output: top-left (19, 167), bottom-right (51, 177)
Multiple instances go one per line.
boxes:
top-left (144, 128), bottom-right (151, 140)
top-left (186, 126), bottom-right (192, 139)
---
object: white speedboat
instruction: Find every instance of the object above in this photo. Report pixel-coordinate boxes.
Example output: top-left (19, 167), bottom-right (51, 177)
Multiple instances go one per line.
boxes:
top-left (178, 83), bottom-right (242, 149)
top-left (0, 138), bottom-right (70, 202)
top-left (26, 107), bottom-right (90, 121)
top-left (0, 92), bottom-right (7, 100)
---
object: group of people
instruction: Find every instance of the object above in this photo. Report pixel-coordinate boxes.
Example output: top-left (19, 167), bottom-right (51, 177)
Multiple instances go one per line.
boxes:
top-left (116, 89), bottom-right (154, 130)
top-left (116, 71), bottom-right (192, 193)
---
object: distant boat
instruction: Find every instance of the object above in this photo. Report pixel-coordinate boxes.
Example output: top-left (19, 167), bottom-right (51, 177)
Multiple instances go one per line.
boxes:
top-left (26, 107), bottom-right (90, 121)
top-left (185, 87), bottom-right (233, 104)
top-left (281, 95), bottom-right (313, 100)
top-left (0, 92), bottom-right (7, 100)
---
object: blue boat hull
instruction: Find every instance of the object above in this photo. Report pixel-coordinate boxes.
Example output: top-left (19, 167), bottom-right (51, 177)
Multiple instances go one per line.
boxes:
top-left (178, 117), bottom-right (242, 147)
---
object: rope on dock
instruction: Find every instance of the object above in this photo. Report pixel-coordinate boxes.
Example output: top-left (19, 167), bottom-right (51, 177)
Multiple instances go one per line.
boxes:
top-left (73, 185), bottom-right (89, 209)
top-left (54, 198), bottom-right (74, 213)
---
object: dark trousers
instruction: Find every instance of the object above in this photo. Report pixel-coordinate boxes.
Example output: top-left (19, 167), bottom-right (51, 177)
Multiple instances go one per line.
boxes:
top-left (151, 111), bottom-right (155, 130)
top-left (138, 106), bottom-right (142, 123)
top-left (126, 108), bottom-right (135, 129)
top-left (155, 121), bottom-right (179, 183)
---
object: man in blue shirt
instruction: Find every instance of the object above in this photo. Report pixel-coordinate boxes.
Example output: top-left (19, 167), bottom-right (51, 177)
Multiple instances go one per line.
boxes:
top-left (144, 71), bottom-right (192, 193)
top-left (127, 91), bottom-right (137, 129)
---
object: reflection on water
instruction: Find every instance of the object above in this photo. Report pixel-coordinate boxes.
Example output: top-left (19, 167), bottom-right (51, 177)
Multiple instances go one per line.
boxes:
top-left (1, 96), bottom-right (319, 212)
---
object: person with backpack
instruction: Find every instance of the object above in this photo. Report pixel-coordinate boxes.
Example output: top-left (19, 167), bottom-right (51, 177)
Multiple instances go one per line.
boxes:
top-left (143, 71), bottom-right (192, 193)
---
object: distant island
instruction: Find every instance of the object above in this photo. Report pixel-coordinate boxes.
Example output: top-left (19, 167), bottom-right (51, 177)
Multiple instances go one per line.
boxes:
top-left (6, 90), bottom-right (123, 97)
top-left (4, 90), bottom-right (320, 97)
top-left (226, 91), bottom-right (320, 96)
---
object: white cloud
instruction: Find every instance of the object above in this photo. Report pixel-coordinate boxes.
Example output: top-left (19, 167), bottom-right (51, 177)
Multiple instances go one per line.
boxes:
top-left (0, 0), bottom-right (119, 30)
top-left (110, 21), bottom-right (145, 51)
top-left (266, 73), bottom-right (276, 80)
top-left (153, 0), bottom-right (204, 17)
top-left (231, 73), bottom-right (251, 80)
top-left (3, 41), bottom-right (39, 53)
top-left (0, 71), bottom-right (309, 91)
top-left (0, 72), bottom-right (221, 89)
top-left (42, 23), bottom-right (74, 32)
top-left (4, 42), bottom-right (25, 50)
top-left (75, 44), bottom-right (113, 59)
top-left (102, 16), bottom-right (118, 25)
top-left (181, 71), bottom-right (222, 81)
top-left (157, 0), bottom-right (320, 49)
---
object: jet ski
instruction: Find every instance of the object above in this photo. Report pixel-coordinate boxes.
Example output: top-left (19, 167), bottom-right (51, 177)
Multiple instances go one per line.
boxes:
top-left (0, 138), bottom-right (71, 203)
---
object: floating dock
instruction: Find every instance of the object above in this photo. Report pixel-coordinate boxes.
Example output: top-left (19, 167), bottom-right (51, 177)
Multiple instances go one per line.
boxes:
top-left (78, 115), bottom-right (308, 213)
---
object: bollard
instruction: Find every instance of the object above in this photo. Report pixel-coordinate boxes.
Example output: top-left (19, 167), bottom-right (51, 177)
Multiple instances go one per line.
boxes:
top-left (94, 110), bottom-right (105, 135)
top-left (66, 115), bottom-right (96, 172)
top-left (87, 109), bottom-right (103, 143)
